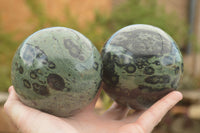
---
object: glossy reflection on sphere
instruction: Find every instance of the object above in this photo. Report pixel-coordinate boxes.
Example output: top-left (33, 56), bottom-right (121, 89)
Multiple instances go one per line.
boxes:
top-left (11, 27), bottom-right (102, 117)
top-left (102, 24), bottom-right (183, 110)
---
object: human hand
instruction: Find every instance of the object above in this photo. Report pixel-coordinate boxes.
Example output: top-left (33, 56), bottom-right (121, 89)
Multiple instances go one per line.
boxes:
top-left (4, 86), bottom-right (182, 133)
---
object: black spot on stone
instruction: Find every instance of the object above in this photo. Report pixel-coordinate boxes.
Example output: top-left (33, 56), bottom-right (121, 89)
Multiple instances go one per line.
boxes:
top-left (154, 61), bottom-right (160, 66)
top-left (145, 76), bottom-right (160, 84)
top-left (125, 64), bottom-right (136, 73)
top-left (18, 66), bottom-right (24, 74)
top-left (175, 66), bottom-right (180, 75)
top-left (64, 39), bottom-right (73, 49)
top-left (48, 61), bottom-right (56, 69)
top-left (141, 55), bottom-right (157, 59)
top-left (47, 74), bottom-right (65, 91)
top-left (162, 56), bottom-right (173, 66)
top-left (181, 63), bottom-right (184, 73)
top-left (144, 67), bottom-right (154, 75)
top-left (23, 79), bottom-right (31, 88)
top-left (36, 69), bottom-right (43, 75)
top-left (160, 75), bottom-right (170, 84)
top-left (30, 71), bottom-right (37, 79)
top-left (93, 62), bottom-right (99, 71)
top-left (32, 83), bottom-right (49, 96)
top-left (69, 45), bottom-right (81, 58)
top-left (145, 75), bottom-right (170, 84)
top-left (38, 80), bottom-right (46, 84)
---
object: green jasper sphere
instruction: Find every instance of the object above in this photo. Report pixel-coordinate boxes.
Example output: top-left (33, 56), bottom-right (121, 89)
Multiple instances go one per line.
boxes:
top-left (11, 27), bottom-right (102, 117)
top-left (102, 24), bottom-right (183, 110)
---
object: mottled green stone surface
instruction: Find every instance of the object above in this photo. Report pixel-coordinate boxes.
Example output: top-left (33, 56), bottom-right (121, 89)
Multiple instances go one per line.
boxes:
top-left (11, 27), bottom-right (102, 117)
top-left (102, 24), bottom-right (183, 110)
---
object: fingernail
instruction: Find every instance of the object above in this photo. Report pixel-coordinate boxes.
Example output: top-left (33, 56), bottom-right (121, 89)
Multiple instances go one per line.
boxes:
top-left (8, 86), bottom-right (13, 94)
top-left (173, 91), bottom-right (183, 100)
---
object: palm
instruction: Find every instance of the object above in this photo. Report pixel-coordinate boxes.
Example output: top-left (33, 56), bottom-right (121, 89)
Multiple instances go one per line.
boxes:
top-left (4, 86), bottom-right (182, 133)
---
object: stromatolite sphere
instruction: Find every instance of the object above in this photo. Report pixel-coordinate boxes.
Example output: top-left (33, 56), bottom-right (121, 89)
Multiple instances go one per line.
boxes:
top-left (11, 27), bottom-right (102, 117)
top-left (102, 24), bottom-right (183, 110)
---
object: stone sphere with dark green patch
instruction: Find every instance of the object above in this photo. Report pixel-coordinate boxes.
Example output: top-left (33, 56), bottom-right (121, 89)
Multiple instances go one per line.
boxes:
top-left (102, 24), bottom-right (183, 110)
top-left (11, 27), bottom-right (102, 117)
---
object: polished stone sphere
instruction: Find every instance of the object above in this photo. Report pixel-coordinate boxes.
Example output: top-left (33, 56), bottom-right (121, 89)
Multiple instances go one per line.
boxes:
top-left (102, 24), bottom-right (183, 110)
top-left (11, 27), bottom-right (102, 117)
